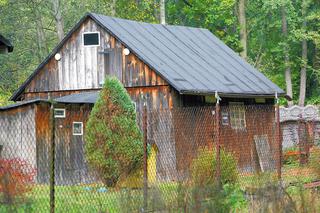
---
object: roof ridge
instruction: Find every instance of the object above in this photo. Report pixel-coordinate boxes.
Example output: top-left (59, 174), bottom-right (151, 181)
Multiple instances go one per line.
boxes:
top-left (90, 12), bottom-right (209, 30)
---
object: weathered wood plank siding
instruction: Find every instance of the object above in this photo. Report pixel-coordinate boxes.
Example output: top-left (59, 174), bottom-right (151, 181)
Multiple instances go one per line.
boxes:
top-left (54, 104), bottom-right (92, 184)
top-left (0, 106), bottom-right (36, 169)
top-left (173, 107), bottom-right (214, 179)
top-left (35, 103), bottom-right (94, 185)
top-left (35, 103), bottom-right (51, 183)
top-left (128, 86), bottom-right (177, 181)
top-left (22, 17), bottom-right (167, 101)
top-left (219, 105), bottom-right (276, 172)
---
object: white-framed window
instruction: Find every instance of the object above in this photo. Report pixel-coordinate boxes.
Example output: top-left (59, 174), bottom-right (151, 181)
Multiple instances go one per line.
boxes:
top-left (54, 108), bottom-right (66, 118)
top-left (73, 122), bottom-right (83, 136)
top-left (229, 102), bottom-right (246, 130)
top-left (83, 32), bottom-right (100, 47)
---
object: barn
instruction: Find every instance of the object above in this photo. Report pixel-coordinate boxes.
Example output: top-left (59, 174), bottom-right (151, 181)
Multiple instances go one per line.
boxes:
top-left (0, 13), bottom-right (284, 184)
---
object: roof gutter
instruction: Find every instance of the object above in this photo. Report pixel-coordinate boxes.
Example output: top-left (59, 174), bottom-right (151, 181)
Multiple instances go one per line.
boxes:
top-left (179, 90), bottom-right (287, 99)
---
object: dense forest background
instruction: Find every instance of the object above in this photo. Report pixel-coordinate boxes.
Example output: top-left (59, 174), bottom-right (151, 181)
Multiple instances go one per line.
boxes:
top-left (0, 0), bottom-right (319, 106)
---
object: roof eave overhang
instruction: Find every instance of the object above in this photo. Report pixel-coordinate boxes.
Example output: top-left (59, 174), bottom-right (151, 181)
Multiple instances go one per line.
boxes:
top-left (179, 90), bottom-right (286, 99)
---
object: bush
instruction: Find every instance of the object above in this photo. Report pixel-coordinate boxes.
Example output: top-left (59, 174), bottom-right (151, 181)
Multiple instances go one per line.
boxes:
top-left (85, 77), bottom-right (143, 187)
top-left (175, 182), bottom-right (247, 212)
top-left (0, 158), bottom-right (36, 206)
top-left (190, 147), bottom-right (238, 186)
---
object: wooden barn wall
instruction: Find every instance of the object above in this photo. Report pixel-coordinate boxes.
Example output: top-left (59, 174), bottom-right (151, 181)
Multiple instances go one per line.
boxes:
top-left (32, 86), bottom-right (179, 184)
top-left (35, 103), bottom-right (94, 185)
top-left (54, 104), bottom-right (92, 184)
top-left (35, 103), bottom-right (51, 183)
top-left (172, 107), bottom-right (214, 179)
top-left (219, 105), bottom-right (276, 172)
top-left (128, 86), bottom-right (178, 181)
top-left (172, 104), bottom-right (277, 176)
top-left (0, 105), bottom-right (36, 169)
top-left (22, 17), bottom-right (167, 101)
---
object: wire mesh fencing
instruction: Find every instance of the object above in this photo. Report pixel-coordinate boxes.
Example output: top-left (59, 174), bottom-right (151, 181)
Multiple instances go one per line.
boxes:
top-left (1, 103), bottom-right (320, 212)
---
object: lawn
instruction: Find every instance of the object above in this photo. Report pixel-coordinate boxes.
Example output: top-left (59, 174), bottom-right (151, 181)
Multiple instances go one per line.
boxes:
top-left (1, 162), bottom-right (319, 213)
top-left (0, 183), bottom-right (181, 213)
top-left (1, 184), bottom-right (129, 213)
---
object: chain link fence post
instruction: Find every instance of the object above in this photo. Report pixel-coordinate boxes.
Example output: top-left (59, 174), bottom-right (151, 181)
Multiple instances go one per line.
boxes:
top-left (214, 93), bottom-right (221, 186)
top-left (49, 101), bottom-right (56, 213)
top-left (143, 104), bottom-right (148, 212)
top-left (275, 96), bottom-right (282, 180)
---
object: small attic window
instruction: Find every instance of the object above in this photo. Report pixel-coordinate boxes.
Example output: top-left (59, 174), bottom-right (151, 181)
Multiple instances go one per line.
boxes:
top-left (83, 32), bottom-right (100, 46)
top-left (54, 109), bottom-right (66, 118)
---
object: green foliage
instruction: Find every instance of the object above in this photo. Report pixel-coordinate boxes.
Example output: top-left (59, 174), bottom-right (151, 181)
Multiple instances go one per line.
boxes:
top-left (167, 0), bottom-right (240, 51)
top-left (175, 182), bottom-right (247, 213)
top-left (190, 147), bottom-right (238, 186)
top-left (85, 77), bottom-right (143, 187)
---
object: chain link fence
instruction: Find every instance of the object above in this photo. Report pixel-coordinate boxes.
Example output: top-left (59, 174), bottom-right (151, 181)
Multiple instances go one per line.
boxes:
top-left (1, 103), bottom-right (320, 212)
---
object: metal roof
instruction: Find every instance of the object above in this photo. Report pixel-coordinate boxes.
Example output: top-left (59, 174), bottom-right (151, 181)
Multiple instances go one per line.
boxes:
top-left (91, 13), bottom-right (284, 96)
top-left (0, 34), bottom-right (13, 52)
top-left (10, 13), bottom-right (284, 101)
top-left (1, 92), bottom-right (98, 111)
top-left (0, 99), bottom-right (46, 111)
top-left (55, 92), bottom-right (98, 104)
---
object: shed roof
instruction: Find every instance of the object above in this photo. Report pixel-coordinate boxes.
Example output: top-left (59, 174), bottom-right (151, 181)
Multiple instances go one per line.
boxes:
top-left (0, 34), bottom-right (13, 52)
top-left (10, 13), bottom-right (284, 101)
top-left (55, 92), bottom-right (98, 104)
top-left (0, 92), bottom-right (98, 111)
top-left (0, 99), bottom-right (46, 111)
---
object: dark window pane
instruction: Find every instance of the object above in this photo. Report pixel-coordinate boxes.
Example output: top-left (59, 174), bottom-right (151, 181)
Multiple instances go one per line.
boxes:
top-left (83, 33), bottom-right (99, 46)
top-left (73, 122), bottom-right (83, 135)
top-left (54, 109), bottom-right (66, 118)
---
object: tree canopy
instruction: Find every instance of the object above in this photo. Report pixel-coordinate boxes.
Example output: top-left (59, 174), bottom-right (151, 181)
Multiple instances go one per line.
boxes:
top-left (1, 0), bottom-right (320, 106)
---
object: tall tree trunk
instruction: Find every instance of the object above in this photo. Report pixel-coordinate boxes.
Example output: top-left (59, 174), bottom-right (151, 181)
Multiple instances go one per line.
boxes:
top-left (299, 0), bottom-right (308, 106)
top-left (281, 6), bottom-right (293, 106)
top-left (111, 0), bottom-right (116, 16)
top-left (35, 8), bottom-right (48, 62)
top-left (160, 0), bottom-right (165, 24)
top-left (52, 0), bottom-right (64, 42)
top-left (238, 0), bottom-right (247, 59)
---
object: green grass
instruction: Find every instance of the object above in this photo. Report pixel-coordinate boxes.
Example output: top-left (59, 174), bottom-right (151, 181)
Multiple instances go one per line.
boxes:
top-left (1, 164), bottom-right (319, 213)
top-left (0, 183), bottom-right (181, 213)
top-left (0, 184), bottom-right (139, 213)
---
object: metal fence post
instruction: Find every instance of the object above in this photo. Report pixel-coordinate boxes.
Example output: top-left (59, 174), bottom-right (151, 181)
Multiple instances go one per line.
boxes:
top-left (143, 104), bottom-right (148, 212)
top-left (214, 92), bottom-right (221, 186)
top-left (275, 94), bottom-right (282, 180)
top-left (49, 102), bottom-right (56, 213)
